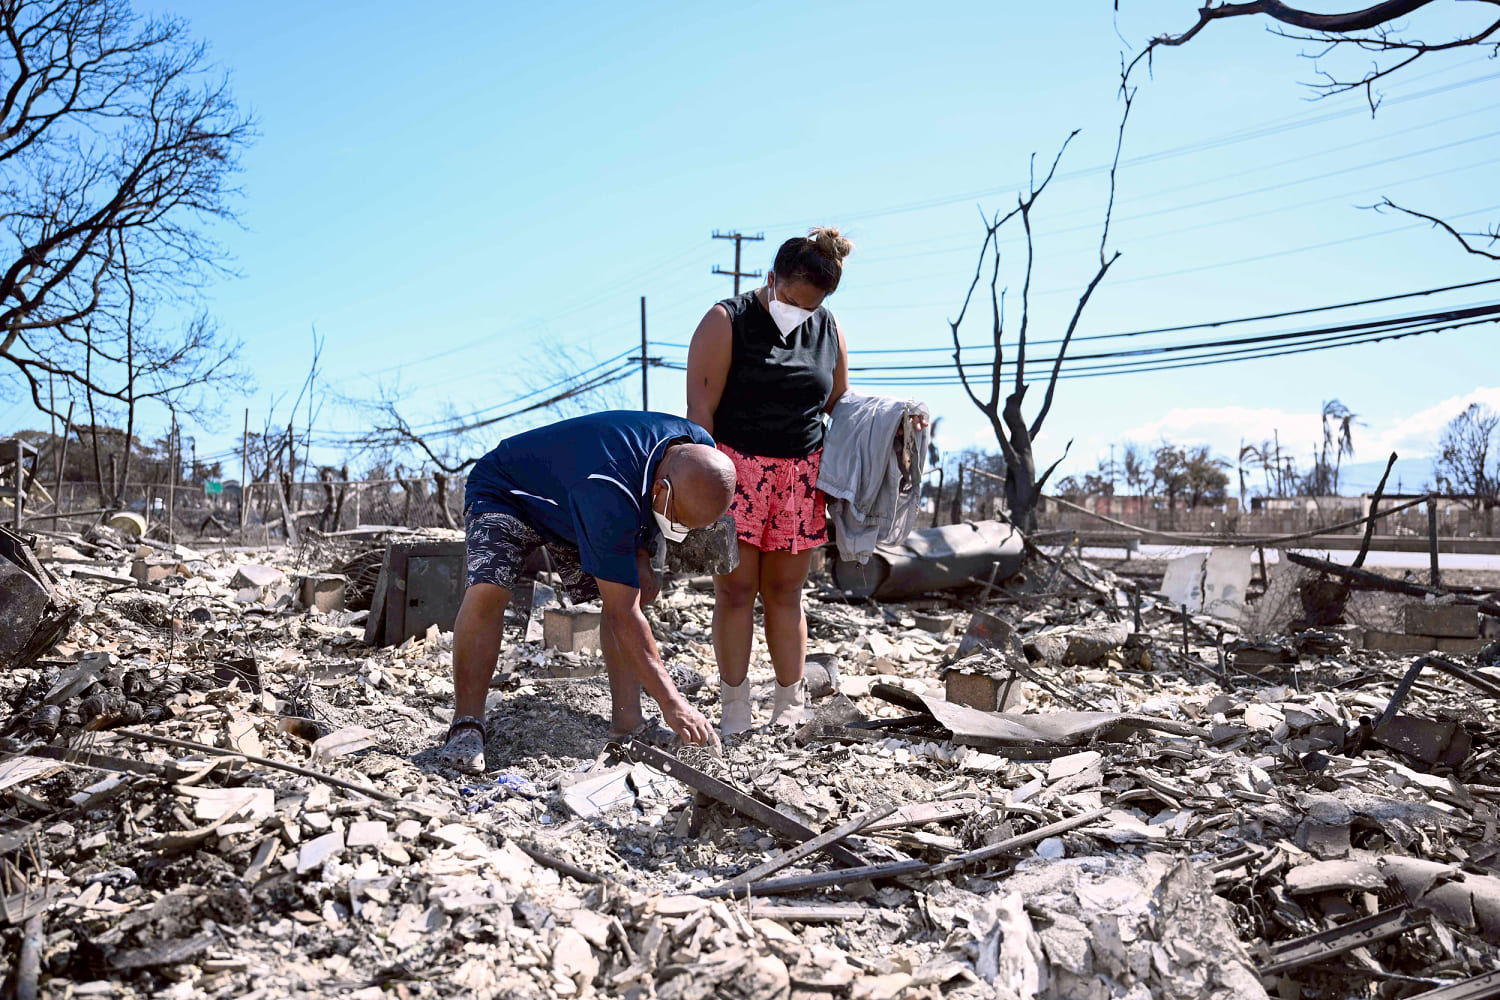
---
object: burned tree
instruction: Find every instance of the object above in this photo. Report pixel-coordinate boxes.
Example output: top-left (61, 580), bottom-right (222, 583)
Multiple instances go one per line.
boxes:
top-left (0, 0), bottom-right (254, 424)
top-left (1134, 1), bottom-right (1500, 258)
top-left (949, 84), bottom-right (1134, 533)
top-left (1434, 403), bottom-right (1500, 503)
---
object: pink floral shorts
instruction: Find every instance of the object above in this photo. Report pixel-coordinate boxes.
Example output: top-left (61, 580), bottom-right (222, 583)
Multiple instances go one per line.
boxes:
top-left (718, 443), bottom-right (828, 554)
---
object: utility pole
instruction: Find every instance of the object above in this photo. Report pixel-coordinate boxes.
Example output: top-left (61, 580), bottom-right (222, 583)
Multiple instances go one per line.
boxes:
top-left (640, 295), bottom-right (649, 411)
top-left (712, 230), bottom-right (765, 295)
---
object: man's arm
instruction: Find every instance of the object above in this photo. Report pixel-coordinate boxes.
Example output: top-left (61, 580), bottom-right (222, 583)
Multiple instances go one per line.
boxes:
top-left (597, 578), bottom-right (712, 745)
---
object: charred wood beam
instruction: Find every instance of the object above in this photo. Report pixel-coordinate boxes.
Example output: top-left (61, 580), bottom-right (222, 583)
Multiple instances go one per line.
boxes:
top-left (1284, 552), bottom-right (1500, 617)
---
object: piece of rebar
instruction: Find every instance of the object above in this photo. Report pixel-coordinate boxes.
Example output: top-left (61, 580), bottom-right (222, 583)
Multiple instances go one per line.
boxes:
top-left (116, 729), bottom-right (394, 801)
top-left (930, 807), bottom-right (1112, 876)
top-left (722, 803), bottom-right (900, 891)
top-left (707, 807), bottom-right (1112, 896)
top-left (1259, 905), bottom-right (1427, 977)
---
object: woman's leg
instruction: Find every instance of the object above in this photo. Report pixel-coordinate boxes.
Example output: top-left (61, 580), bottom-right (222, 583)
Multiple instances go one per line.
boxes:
top-left (758, 548), bottom-right (814, 687)
top-left (712, 541), bottom-right (762, 687)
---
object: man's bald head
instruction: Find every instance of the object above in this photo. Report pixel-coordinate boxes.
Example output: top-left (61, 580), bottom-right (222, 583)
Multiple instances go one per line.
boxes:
top-left (653, 443), bottom-right (736, 529)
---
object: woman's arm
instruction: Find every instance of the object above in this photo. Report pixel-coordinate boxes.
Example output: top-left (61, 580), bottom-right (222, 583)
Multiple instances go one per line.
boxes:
top-left (685, 304), bottom-right (732, 435)
top-left (824, 319), bottom-right (849, 414)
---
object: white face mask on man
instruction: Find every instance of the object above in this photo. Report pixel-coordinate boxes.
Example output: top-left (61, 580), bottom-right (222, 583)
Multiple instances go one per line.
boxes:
top-left (766, 276), bottom-right (816, 339)
top-left (653, 479), bottom-right (691, 543)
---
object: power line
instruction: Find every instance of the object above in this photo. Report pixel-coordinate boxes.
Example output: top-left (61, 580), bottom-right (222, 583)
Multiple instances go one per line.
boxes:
top-left (650, 276), bottom-right (1500, 356)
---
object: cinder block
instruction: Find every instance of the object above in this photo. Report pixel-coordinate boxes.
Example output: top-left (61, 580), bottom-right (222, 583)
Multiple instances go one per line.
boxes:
top-left (1362, 630), bottom-right (1485, 655)
top-left (1403, 604), bottom-right (1480, 639)
top-left (913, 612), bottom-right (954, 636)
top-left (299, 574), bottom-right (347, 613)
top-left (943, 669), bottom-right (1023, 712)
top-left (945, 670), bottom-right (1003, 711)
top-left (130, 558), bottom-right (178, 584)
top-left (542, 607), bottom-right (602, 654)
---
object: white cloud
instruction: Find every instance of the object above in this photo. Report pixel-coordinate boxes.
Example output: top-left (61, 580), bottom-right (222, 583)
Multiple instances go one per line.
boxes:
top-left (1367, 386), bottom-right (1500, 456)
top-left (1117, 405), bottom-right (1323, 459)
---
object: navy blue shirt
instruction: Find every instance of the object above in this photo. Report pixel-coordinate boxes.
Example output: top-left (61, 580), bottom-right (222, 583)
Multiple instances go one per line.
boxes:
top-left (465, 411), bottom-right (714, 588)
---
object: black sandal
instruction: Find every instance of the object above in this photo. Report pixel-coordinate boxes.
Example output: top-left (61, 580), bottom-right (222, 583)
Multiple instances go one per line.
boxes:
top-left (446, 715), bottom-right (486, 743)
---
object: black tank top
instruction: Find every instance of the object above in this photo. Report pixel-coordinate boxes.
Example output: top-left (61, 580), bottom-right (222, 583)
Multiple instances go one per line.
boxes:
top-left (712, 289), bottom-right (840, 459)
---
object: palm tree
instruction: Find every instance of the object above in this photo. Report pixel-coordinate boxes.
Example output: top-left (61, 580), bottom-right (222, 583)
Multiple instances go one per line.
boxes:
top-left (1238, 440), bottom-right (1263, 507)
top-left (1320, 399), bottom-right (1361, 495)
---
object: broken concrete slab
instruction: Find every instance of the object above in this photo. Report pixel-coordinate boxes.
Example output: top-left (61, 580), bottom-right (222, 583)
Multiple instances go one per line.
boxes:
top-left (231, 563), bottom-right (284, 589)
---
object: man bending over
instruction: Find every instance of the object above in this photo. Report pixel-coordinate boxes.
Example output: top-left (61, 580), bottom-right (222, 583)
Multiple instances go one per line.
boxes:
top-left (438, 410), bottom-right (735, 773)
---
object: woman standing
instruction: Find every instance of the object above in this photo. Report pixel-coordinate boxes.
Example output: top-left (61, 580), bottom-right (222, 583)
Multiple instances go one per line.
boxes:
top-left (686, 227), bottom-right (851, 735)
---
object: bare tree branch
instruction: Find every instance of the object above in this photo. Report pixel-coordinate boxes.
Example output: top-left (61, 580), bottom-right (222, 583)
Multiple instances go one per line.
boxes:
top-left (1372, 196), bottom-right (1500, 260)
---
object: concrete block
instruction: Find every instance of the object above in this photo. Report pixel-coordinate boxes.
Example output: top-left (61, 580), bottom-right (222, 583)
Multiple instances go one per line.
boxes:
top-left (1362, 630), bottom-right (1485, 655)
top-left (943, 669), bottom-right (1022, 712)
top-left (543, 607), bottom-right (601, 654)
top-left (1403, 603), bottom-right (1480, 639)
top-left (299, 574), bottom-right (348, 613)
top-left (130, 558), bottom-right (178, 584)
top-left (913, 612), bottom-right (954, 636)
top-left (231, 563), bottom-right (284, 589)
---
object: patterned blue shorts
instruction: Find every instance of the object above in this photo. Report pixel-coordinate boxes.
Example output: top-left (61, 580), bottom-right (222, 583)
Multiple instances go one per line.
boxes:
top-left (463, 509), bottom-right (600, 603)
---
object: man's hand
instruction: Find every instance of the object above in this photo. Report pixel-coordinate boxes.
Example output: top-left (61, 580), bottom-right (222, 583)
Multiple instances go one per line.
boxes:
top-left (660, 696), bottom-right (714, 746)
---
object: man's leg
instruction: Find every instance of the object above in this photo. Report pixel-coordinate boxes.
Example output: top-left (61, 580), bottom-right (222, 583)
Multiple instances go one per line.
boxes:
top-left (712, 541), bottom-right (762, 687)
top-left (759, 549), bottom-right (814, 687)
top-left (452, 582), bottom-right (512, 722)
top-left (442, 510), bottom-right (533, 773)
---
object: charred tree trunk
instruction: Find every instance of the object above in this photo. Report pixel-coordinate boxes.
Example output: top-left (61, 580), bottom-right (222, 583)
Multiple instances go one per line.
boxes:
top-left (433, 472), bottom-right (457, 529)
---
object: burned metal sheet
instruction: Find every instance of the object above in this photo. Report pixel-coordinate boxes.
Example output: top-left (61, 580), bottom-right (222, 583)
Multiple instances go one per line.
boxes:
top-left (0, 527), bottom-right (79, 668)
top-left (871, 683), bottom-right (1209, 748)
top-left (831, 519), bottom-right (1023, 601)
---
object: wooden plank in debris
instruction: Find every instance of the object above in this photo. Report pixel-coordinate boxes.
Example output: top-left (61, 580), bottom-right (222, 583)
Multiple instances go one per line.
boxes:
top-left (745, 902), bottom-right (869, 922)
top-left (382, 543), bottom-right (409, 647)
top-left (1258, 904), bottom-right (1429, 976)
top-left (109, 931), bottom-right (216, 971)
top-left (863, 799), bottom-right (981, 833)
top-left (0, 888), bottom-right (52, 927)
top-left (363, 546), bottom-right (392, 647)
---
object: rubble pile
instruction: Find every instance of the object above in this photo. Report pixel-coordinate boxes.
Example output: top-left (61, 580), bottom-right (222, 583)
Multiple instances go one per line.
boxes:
top-left (1, 529), bottom-right (1498, 999)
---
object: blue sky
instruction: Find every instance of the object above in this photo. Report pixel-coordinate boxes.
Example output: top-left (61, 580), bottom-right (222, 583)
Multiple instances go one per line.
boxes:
top-left (8, 1), bottom-right (1498, 492)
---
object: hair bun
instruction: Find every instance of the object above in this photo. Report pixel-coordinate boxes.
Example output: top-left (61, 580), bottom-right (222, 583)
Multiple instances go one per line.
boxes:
top-left (808, 226), bottom-right (853, 262)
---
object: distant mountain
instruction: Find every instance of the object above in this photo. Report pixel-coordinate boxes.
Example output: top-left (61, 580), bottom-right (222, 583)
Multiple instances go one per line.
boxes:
top-left (1330, 456), bottom-right (1435, 495)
